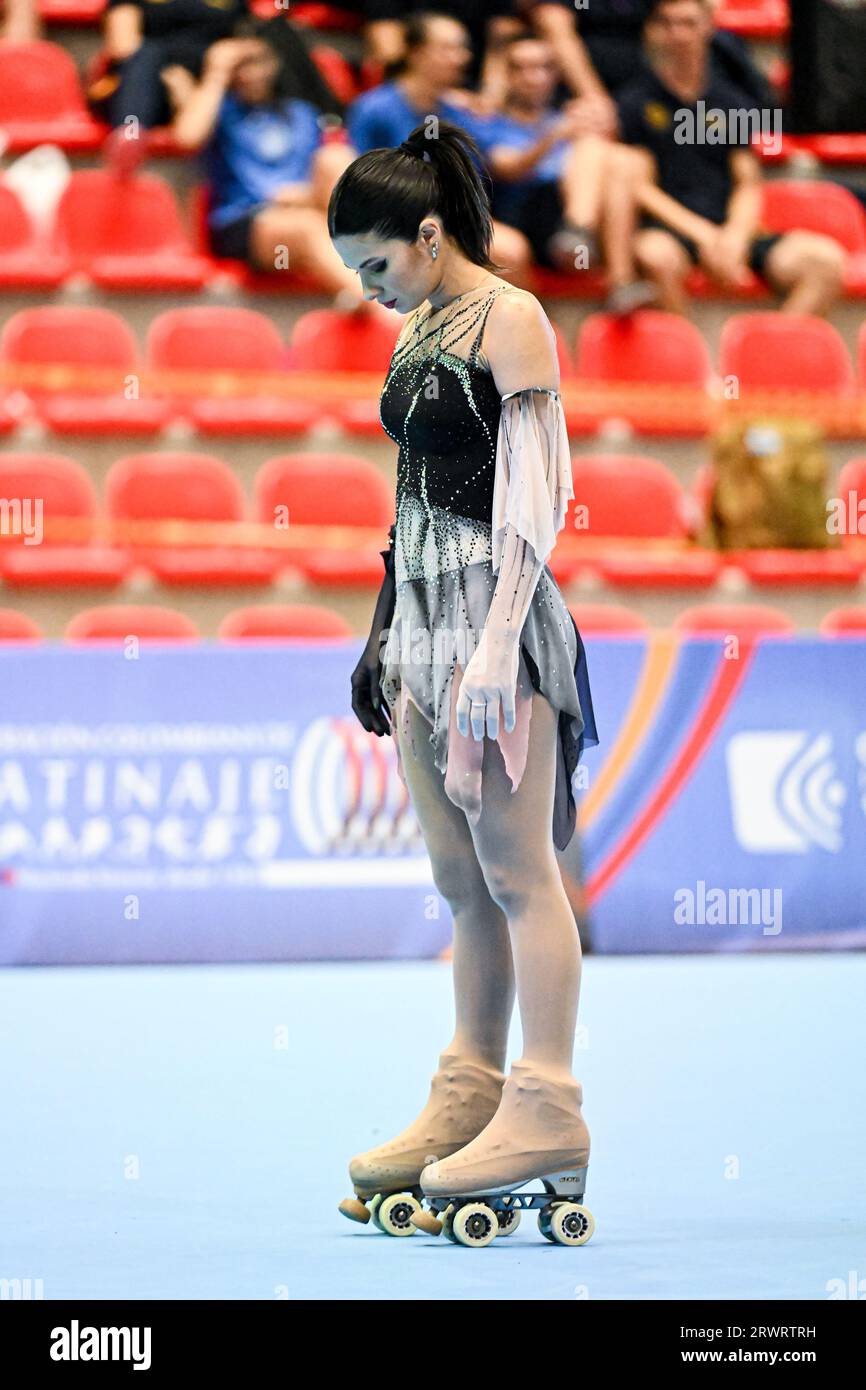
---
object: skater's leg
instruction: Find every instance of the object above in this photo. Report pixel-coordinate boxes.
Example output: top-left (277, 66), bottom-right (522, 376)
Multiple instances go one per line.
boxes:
top-left (468, 689), bottom-right (581, 1080)
top-left (395, 694), bottom-right (516, 1072)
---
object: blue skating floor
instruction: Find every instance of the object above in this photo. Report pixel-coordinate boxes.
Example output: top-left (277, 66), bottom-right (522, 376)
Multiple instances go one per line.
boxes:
top-left (1, 952), bottom-right (863, 1301)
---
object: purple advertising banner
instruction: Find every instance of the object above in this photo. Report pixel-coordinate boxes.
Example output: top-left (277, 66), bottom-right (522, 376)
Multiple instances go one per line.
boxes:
top-left (0, 637), bottom-right (864, 963)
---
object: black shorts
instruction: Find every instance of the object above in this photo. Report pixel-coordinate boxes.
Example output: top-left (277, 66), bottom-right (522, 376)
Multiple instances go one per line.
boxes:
top-left (209, 210), bottom-right (257, 264)
top-left (640, 217), bottom-right (784, 282)
top-left (497, 181), bottom-right (564, 270)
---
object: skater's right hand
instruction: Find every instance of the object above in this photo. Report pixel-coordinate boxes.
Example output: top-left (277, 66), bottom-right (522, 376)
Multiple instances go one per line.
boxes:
top-left (350, 647), bottom-right (392, 737)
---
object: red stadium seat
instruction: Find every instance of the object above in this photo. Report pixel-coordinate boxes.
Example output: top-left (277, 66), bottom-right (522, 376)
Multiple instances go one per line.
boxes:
top-left (575, 311), bottom-right (713, 435)
top-left (105, 453), bottom-right (284, 586)
top-left (53, 170), bottom-right (211, 288)
top-left (147, 308), bottom-right (315, 434)
top-left (714, 0), bottom-right (788, 39)
top-left (569, 454), bottom-right (686, 538)
top-left (719, 313), bottom-right (856, 395)
top-left (673, 604), bottom-right (795, 638)
top-left (568, 604), bottom-right (649, 635)
top-left (732, 549), bottom-right (866, 585)
top-left (0, 185), bottom-right (68, 287)
top-left (0, 42), bottom-right (104, 150)
top-left (819, 607), bottom-right (866, 636)
top-left (789, 135), bottom-right (866, 166)
top-left (38, 0), bottom-right (107, 20)
top-left (218, 604), bottom-right (354, 641)
top-left (287, 307), bottom-right (401, 434)
top-left (255, 453), bottom-right (393, 586)
top-left (760, 180), bottom-right (866, 254)
top-left (0, 452), bottom-right (131, 587)
top-left (1, 306), bottom-right (169, 433)
top-left (555, 453), bottom-right (720, 588)
top-left (65, 604), bottom-right (200, 643)
top-left (309, 46), bottom-right (361, 104)
top-left (0, 608), bottom-right (43, 641)
top-left (856, 325), bottom-right (866, 389)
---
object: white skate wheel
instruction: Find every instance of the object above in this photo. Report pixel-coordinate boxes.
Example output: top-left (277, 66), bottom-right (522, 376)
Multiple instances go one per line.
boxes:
top-left (376, 1192), bottom-right (421, 1237)
top-left (452, 1203), bottom-right (498, 1248)
top-left (548, 1203), bottom-right (595, 1246)
top-left (368, 1194), bottom-right (384, 1231)
top-left (495, 1208), bottom-right (521, 1237)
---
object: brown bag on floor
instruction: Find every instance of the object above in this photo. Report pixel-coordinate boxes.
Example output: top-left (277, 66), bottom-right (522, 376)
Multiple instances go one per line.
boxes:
top-left (702, 418), bottom-right (836, 550)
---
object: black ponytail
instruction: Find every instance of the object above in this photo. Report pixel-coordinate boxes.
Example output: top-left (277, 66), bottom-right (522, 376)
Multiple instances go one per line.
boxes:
top-left (327, 119), bottom-right (503, 271)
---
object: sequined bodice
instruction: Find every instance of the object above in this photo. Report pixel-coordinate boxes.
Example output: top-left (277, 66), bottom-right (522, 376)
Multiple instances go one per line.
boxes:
top-left (379, 284), bottom-right (513, 583)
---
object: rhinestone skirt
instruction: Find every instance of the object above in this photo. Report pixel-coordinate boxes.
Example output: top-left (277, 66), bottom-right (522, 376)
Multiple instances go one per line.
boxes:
top-left (380, 538), bottom-right (598, 852)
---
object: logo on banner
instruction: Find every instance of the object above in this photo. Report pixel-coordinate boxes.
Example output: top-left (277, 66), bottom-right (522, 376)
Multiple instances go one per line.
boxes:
top-left (725, 732), bottom-right (846, 853)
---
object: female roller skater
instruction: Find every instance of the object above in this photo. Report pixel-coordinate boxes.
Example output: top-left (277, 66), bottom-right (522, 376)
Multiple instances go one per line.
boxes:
top-left (330, 120), bottom-right (599, 1247)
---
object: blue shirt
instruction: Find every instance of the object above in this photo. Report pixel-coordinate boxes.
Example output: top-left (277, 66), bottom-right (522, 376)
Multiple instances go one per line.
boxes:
top-left (346, 81), bottom-right (484, 153)
top-left (471, 110), bottom-right (569, 224)
top-left (205, 94), bottom-right (323, 229)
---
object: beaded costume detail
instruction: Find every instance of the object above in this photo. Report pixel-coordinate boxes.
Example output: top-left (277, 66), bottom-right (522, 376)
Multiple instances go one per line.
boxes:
top-left (378, 284), bottom-right (598, 850)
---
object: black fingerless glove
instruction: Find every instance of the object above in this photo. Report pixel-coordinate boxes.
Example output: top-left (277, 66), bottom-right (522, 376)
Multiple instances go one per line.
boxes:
top-left (350, 523), bottom-right (396, 735)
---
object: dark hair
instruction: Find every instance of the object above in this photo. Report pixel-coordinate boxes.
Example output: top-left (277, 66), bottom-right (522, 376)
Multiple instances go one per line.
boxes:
top-left (404, 10), bottom-right (468, 54)
top-left (384, 11), bottom-right (470, 80)
top-left (231, 15), bottom-right (345, 119)
top-left (327, 120), bottom-right (503, 271)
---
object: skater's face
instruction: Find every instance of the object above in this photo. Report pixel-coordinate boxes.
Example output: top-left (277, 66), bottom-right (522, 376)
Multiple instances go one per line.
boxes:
top-left (333, 222), bottom-right (444, 313)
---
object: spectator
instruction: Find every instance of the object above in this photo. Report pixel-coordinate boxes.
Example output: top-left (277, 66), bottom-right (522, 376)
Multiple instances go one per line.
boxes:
top-left (362, 0), bottom-right (523, 100)
top-left (169, 27), bottom-right (366, 299)
top-left (346, 11), bottom-right (530, 270)
top-left (95, 2), bottom-right (342, 172)
top-left (526, 0), bottom-right (773, 138)
top-left (472, 33), bottom-right (655, 311)
top-left (347, 11), bottom-right (490, 151)
top-left (618, 0), bottom-right (845, 314)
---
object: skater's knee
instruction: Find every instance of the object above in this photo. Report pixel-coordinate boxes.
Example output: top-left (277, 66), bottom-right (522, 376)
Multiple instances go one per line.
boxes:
top-left (478, 861), bottom-right (533, 918)
top-left (429, 847), bottom-right (490, 914)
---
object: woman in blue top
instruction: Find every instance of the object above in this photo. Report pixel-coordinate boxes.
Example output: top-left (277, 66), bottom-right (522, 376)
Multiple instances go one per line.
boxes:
top-left (168, 21), bottom-right (361, 291)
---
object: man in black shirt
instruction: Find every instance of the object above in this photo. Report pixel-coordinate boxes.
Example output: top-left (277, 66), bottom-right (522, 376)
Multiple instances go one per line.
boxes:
top-left (616, 0), bottom-right (845, 314)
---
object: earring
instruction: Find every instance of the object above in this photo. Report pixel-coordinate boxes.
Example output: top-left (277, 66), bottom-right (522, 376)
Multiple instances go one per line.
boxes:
top-left (431, 243), bottom-right (439, 260)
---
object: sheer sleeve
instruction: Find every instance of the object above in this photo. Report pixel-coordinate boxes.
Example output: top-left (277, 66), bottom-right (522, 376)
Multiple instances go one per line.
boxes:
top-left (483, 387), bottom-right (574, 637)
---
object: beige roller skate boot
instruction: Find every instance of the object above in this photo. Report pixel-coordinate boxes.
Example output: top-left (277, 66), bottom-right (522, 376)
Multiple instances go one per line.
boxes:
top-left (338, 1048), bottom-right (506, 1236)
top-left (412, 1060), bottom-right (594, 1247)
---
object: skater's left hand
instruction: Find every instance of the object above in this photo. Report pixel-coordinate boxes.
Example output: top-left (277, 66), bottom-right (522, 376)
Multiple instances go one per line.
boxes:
top-left (456, 626), bottom-right (521, 741)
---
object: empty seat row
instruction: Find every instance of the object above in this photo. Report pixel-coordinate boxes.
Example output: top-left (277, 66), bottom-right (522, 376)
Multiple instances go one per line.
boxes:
top-left (2, 305), bottom-right (866, 442)
top-left (3, 601), bottom-right (865, 645)
top-left (1, 449), bottom-right (864, 591)
top-left (0, 450), bottom-right (393, 587)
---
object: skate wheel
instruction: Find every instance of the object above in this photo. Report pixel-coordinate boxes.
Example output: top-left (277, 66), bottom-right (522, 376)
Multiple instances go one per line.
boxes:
top-left (549, 1202), bottom-right (595, 1247)
top-left (338, 1197), bottom-right (371, 1225)
top-left (452, 1203), bottom-right (498, 1248)
top-left (376, 1191), bottom-right (421, 1237)
top-left (495, 1208), bottom-right (521, 1237)
top-left (410, 1208), bottom-right (443, 1235)
top-left (368, 1194), bottom-right (384, 1231)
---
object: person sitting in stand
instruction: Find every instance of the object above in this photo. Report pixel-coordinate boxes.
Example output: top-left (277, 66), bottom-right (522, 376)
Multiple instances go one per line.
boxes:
top-left (617, 0), bottom-right (845, 314)
top-left (471, 32), bottom-right (656, 312)
top-left (168, 23), bottom-right (373, 303)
